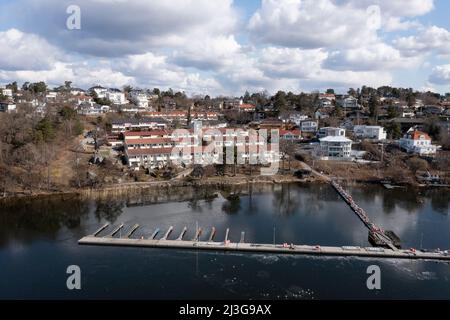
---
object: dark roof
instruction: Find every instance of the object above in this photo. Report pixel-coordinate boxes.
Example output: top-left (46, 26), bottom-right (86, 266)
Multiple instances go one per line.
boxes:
top-left (112, 117), bottom-right (168, 125)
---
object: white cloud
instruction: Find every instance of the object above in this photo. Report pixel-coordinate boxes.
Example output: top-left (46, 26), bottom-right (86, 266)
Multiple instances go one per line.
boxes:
top-left (171, 35), bottom-right (242, 71)
top-left (248, 0), bottom-right (378, 49)
top-left (343, 0), bottom-right (434, 18)
top-left (395, 26), bottom-right (450, 56)
top-left (323, 43), bottom-right (421, 71)
top-left (429, 65), bottom-right (450, 85)
top-left (0, 62), bottom-right (133, 89)
top-left (115, 53), bottom-right (224, 95)
top-left (0, 29), bottom-right (62, 71)
top-left (258, 48), bottom-right (392, 90)
top-left (3, 0), bottom-right (238, 57)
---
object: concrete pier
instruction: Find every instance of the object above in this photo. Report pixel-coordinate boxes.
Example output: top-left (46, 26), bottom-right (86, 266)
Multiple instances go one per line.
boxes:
top-left (78, 236), bottom-right (450, 261)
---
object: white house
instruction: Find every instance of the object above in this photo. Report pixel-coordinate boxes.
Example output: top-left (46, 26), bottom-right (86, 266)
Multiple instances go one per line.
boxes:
top-left (106, 90), bottom-right (127, 105)
top-left (0, 102), bottom-right (17, 113)
top-left (402, 110), bottom-right (415, 118)
top-left (319, 136), bottom-right (353, 160)
top-left (279, 111), bottom-right (308, 126)
top-left (129, 90), bottom-right (149, 109)
top-left (1, 88), bottom-right (13, 97)
top-left (46, 91), bottom-right (58, 100)
top-left (70, 88), bottom-right (85, 95)
top-left (77, 104), bottom-right (110, 115)
top-left (353, 125), bottom-right (387, 141)
top-left (318, 127), bottom-right (346, 139)
top-left (300, 120), bottom-right (318, 133)
top-left (399, 130), bottom-right (438, 156)
top-left (91, 86), bottom-right (108, 99)
top-left (338, 96), bottom-right (359, 109)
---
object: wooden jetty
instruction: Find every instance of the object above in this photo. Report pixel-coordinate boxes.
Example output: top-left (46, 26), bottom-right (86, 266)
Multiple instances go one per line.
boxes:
top-left (106, 223), bottom-right (124, 238)
top-left (125, 224), bottom-right (140, 238)
top-left (150, 228), bottom-right (160, 240)
top-left (92, 223), bottom-right (109, 236)
top-left (176, 227), bottom-right (187, 241)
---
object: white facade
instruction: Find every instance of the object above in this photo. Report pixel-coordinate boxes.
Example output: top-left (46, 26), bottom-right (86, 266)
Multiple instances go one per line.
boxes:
top-left (300, 120), bottom-right (318, 133)
top-left (77, 104), bottom-right (110, 115)
top-left (338, 96), bottom-right (359, 109)
top-left (318, 127), bottom-right (346, 139)
top-left (0, 102), bottom-right (17, 113)
top-left (319, 136), bottom-right (353, 160)
top-left (93, 87), bottom-right (107, 99)
top-left (129, 91), bottom-right (149, 109)
top-left (1, 88), bottom-right (13, 97)
top-left (46, 91), bottom-right (58, 100)
top-left (107, 91), bottom-right (127, 105)
top-left (70, 89), bottom-right (85, 95)
top-left (399, 131), bottom-right (438, 155)
top-left (353, 125), bottom-right (387, 141)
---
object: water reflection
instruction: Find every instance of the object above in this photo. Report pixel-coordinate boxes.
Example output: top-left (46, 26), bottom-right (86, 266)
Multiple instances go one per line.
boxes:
top-left (94, 198), bottom-right (125, 223)
top-left (0, 195), bottom-right (89, 246)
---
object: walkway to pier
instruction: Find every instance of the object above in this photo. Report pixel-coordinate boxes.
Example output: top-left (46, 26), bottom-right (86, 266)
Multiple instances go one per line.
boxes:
top-left (331, 180), bottom-right (398, 250)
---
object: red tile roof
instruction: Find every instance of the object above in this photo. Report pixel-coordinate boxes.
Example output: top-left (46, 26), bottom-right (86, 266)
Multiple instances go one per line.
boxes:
top-left (411, 130), bottom-right (431, 141)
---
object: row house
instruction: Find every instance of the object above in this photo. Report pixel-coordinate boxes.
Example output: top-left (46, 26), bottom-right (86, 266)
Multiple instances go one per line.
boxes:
top-left (124, 128), bottom-right (281, 170)
top-left (111, 118), bottom-right (168, 133)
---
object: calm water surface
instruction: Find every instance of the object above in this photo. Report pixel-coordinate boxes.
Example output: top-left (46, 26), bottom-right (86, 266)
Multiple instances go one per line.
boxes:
top-left (0, 183), bottom-right (449, 299)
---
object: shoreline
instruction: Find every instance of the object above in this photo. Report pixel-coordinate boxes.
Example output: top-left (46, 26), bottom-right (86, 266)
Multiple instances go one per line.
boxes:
top-left (0, 174), bottom-right (314, 202)
top-left (1, 173), bottom-right (447, 202)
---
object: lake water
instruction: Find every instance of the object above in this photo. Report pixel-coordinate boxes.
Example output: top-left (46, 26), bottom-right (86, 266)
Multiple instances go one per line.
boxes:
top-left (0, 183), bottom-right (449, 299)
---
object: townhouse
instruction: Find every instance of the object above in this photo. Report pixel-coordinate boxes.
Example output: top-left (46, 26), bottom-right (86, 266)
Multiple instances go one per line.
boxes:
top-left (111, 118), bottom-right (168, 133)
top-left (123, 128), bottom-right (281, 170)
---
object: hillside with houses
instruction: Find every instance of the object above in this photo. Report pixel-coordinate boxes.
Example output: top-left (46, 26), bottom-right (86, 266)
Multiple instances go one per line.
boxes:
top-left (1, 82), bottom-right (449, 197)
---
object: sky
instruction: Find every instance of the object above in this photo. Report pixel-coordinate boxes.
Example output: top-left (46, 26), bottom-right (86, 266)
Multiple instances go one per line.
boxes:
top-left (0, 0), bottom-right (450, 96)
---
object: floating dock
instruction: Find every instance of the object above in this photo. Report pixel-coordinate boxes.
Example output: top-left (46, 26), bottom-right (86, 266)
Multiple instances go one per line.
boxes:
top-left (78, 235), bottom-right (450, 261)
